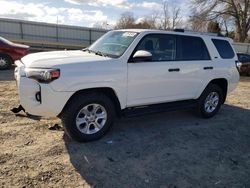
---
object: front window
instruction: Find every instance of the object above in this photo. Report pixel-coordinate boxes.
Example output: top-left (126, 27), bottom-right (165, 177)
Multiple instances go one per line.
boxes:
top-left (88, 31), bottom-right (138, 58)
top-left (135, 34), bottom-right (177, 61)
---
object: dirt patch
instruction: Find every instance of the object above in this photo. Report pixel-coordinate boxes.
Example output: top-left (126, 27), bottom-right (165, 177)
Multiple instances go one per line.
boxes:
top-left (45, 145), bottom-right (65, 157)
top-left (0, 69), bottom-right (250, 187)
top-left (0, 153), bottom-right (13, 164)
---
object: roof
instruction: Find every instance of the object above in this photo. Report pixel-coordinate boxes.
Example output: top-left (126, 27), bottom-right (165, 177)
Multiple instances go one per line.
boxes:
top-left (114, 29), bottom-right (229, 40)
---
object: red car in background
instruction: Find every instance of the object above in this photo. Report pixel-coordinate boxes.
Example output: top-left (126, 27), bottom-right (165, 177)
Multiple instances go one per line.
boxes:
top-left (0, 37), bottom-right (29, 70)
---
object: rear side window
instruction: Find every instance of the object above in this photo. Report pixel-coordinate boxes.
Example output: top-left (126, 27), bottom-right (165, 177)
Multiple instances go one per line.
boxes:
top-left (212, 39), bottom-right (235, 59)
top-left (176, 36), bottom-right (210, 61)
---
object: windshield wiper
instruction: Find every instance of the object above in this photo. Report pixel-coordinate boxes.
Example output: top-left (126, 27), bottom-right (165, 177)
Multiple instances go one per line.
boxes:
top-left (82, 48), bottom-right (94, 53)
top-left (83, 49), bottom-right (107, 56)
top-left (83, 48), bottom-right (114, 58)
top-left (95, 51), bottom-right (108, 57)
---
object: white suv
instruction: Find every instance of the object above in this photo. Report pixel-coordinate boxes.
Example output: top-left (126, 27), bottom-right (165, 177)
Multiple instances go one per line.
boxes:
top-left (15, 29), bottom-right (240, 142)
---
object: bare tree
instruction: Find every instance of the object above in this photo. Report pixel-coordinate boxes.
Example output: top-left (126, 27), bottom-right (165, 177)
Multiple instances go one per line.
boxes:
top-left (190, 0), bottom-right (250, 42)
top-left (114, 2), bottom-right (182, 30)
top-left (114, 12), bottom-right (158, 29)
top-left (189, 16), bottom-right (208, 31)
top-left (207, 21), bottom-right (221, 33)
top-left (114, 12), bottom-right (135, 29)
top-left (145, 11), bottom-right (160, 29)
top-left (216, 14), bottom-right (234, 36)
top-left (171, 6), bottom-right (182, 29)
top-left (160, 1), bottom-right (182, 30)
top-left (93, 21), bottom-right (112, 30)
top-left (135, 19), bottom-right (154, 29)
top-left (162, 1), bottom-right (170, 29)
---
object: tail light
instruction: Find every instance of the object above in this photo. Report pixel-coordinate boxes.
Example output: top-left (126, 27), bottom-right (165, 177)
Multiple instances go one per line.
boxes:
top-left (235, 60), bottom-right (242, 72)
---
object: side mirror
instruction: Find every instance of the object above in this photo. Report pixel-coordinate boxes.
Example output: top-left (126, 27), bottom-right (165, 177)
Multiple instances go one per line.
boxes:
top-left (132, 50), bottom-right (152, 62)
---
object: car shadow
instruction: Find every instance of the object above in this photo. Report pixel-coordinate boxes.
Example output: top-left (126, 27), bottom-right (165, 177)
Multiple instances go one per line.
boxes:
top-left (64, 104), bottom-right (250, 188)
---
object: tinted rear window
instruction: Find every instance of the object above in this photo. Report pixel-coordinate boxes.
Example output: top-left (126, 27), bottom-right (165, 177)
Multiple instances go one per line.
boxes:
top-left (177, 36), bottom-right (210, 61)
top-left (212, 39), bottom-right (234, 59)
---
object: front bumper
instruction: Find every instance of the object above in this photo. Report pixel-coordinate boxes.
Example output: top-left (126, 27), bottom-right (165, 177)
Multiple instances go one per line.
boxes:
top-left (15, 62), bottom-right (74, 117)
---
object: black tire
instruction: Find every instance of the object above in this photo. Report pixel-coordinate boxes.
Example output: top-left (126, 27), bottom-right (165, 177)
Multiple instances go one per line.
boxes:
top-left (60, 92), bottom-right (115, 142)
top-left (197, 84), bottom-right (223, 118)
top-left (0, 55), bottom-right (12, 70)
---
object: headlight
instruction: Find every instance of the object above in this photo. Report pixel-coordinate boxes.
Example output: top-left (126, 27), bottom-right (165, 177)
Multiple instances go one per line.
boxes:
top-left (25, 68), bottom-right (60, 83)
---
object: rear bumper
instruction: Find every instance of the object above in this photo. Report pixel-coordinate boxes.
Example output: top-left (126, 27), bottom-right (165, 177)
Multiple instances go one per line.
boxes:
top-left (15, 64), bottom-right (73, 117)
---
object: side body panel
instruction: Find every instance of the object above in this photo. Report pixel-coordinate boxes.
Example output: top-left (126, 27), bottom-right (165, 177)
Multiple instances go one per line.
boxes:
top-left (194, 37), bottom-right (239, 98)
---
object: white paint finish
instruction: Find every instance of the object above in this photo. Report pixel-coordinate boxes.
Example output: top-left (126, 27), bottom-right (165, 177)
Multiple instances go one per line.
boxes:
top-left (21, 50), bottom-right (109, 68)
top-left (16, 75), bottom-right (74, 117)
top-left (50, 58), bottom-right (127, 109)
top-left (133, 50), bottom-right (152, 58)
top-left (127, 60), bottom-right (211, 106)
top-left (194, 38), bottom-right (240, 98)
top-left (15, 29), bottom-right (240, 117)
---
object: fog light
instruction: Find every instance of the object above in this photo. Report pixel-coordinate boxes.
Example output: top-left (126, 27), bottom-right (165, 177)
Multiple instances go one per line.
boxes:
top-left (35, 92), bottom-right (41, 103)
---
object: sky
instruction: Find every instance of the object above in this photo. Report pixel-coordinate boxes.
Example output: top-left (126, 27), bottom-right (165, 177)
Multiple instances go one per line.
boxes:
top-left (0, 0), bottom-right (190, 28)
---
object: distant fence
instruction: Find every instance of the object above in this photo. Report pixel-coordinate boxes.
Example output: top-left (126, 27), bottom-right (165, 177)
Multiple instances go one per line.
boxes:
top-left (0, 18), bottom-right (107, 50)
top-left (233, 42), bottom-right (250, 53)
top-left (1, 18), bottom-right (250, 53)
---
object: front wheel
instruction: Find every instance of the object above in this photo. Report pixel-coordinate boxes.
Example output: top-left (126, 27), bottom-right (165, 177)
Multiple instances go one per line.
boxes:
top-left (0, 55), bottom-right (12, 70)
top-left (197, 84), bottom-right (223, 118)
top-left (60, 93), bottom-right (115, 142)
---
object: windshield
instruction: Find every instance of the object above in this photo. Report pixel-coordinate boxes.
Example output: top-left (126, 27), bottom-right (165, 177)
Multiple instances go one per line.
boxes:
top-left (88, 31), bottom-right (138, 58)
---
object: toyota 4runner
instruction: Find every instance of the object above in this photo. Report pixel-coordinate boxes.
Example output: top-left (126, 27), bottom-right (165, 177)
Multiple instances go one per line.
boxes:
top-left (14, 29), bottom-right (240, 142)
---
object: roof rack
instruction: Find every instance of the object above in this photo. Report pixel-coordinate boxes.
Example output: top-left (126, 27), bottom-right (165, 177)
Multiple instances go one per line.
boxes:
top-left (173, 28), bottom-right (224, 37)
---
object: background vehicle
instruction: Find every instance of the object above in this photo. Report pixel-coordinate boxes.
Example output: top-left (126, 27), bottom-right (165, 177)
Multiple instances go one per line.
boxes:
top-left (237, 52), bottom-right (250, 76)
top-left (0, 36), bottom-right (29, 70)
top-left (15, 29), bottom-right (240, 142)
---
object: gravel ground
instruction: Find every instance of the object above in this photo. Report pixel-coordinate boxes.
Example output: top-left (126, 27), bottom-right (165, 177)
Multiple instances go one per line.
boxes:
top-left (0, 68), bottom-right (250, 188)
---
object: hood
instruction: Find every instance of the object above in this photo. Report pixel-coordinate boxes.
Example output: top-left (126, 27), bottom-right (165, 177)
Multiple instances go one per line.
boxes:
top-left (12, 43), bottom-right (29, 49)
top-left (21, 50), bottom-right (112, 68)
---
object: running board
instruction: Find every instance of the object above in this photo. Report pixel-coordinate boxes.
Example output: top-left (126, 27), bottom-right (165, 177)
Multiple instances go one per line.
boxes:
top-left (122, 100), bottom-right (197, 117)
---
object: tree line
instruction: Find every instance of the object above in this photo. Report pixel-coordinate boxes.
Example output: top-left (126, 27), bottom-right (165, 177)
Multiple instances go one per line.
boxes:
top-left (113, 2), bottom-right (182, 30)
top-left (94, 0), bottom-right (250, 42)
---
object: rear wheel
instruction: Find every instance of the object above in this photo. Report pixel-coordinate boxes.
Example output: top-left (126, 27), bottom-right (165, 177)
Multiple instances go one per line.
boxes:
top-left (0, 55), bottom-right (12, 70)
top-left (197, 84), bottom-right (223, 118)
top-left (60, 92), bottom-right (115, 142)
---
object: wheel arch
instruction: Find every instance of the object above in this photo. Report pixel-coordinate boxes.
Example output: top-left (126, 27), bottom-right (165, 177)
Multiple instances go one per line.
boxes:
top-left (0, 52), bottom-right (14, 62)
top-left (59, 87), bottom-right (122, 117)
top-left (204, 78), bottom-right (228, 103)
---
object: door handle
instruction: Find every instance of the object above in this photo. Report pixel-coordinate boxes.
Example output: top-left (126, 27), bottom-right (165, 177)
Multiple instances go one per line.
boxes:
top-left (168, 68), bottom-right (180, 72)
top-left (203, 66), bottom-right (213, 70)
